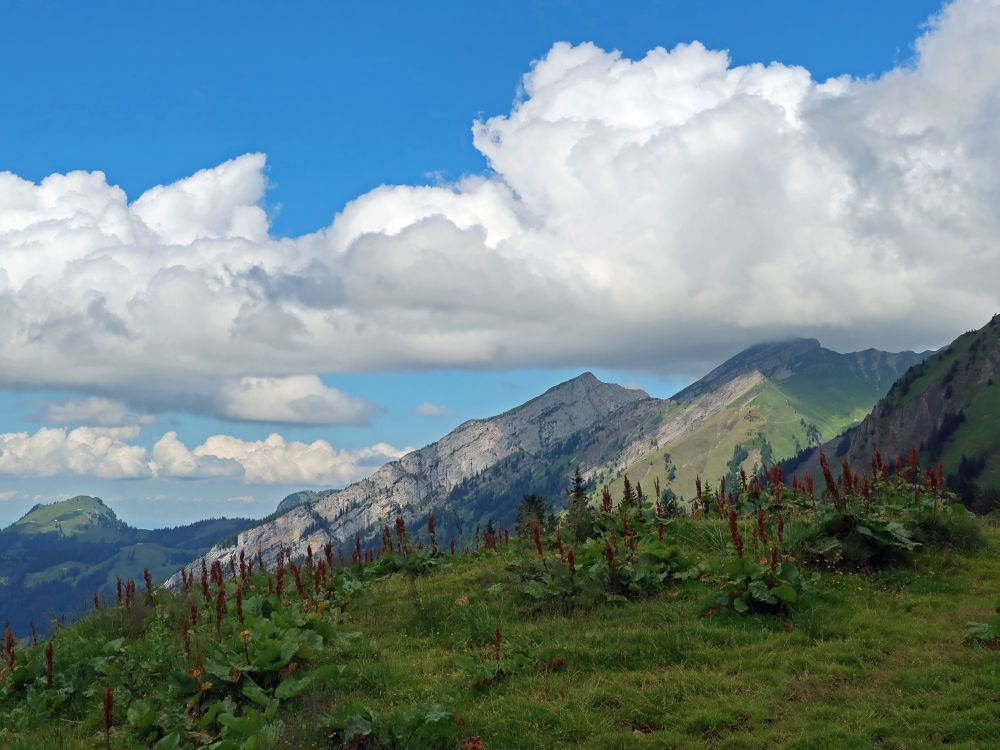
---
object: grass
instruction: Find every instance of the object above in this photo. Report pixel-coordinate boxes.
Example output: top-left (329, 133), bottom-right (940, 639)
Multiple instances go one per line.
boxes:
top-left (607, 376), bottom-right (866, 504)
top-left (2, 508), bottom-right (998, 749)
top-left (300, 532), bottom-right (1000, 750)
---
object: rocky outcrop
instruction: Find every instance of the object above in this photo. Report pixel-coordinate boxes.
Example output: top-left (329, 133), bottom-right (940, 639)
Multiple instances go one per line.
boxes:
top-left (166, 373), bottom-right (648, 585)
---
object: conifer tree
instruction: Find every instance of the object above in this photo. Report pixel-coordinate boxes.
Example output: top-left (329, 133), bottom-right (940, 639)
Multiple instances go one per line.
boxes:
top-left (565, 466), bottom-right (595, 543)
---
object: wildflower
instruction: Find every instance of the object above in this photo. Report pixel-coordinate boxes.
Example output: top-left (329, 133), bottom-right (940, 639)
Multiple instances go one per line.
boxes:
top-left (4, 626), bottom-right (15, 669)
top-left (45, 641), bottom-right (53, 688)
top-left (604, 540), bottom-right (616, 567)
top-left (695, 476), bottom-right (702, 500)
top-left (567, 548), bottom-right (576, 574)
top-left (601, 486), bottom-right (613, 513)
top-left (182, 617), bottom-right (191, 656)
top-left (103, 685), bottom-right (114, 750)
top-left (116, 576), bottom-right (123, 605)
top-left (190, 602), bottom-right (198, 627)
top-left (657, 522), bottom-right (665, 541)
top-left (555, 528), bottom-right (564, 560)
top-left (728, 510), bottom-right (744, 558)
top-left (532, 522), bottom-right (544, 558)
top-left (324, 541), bottom-right (335, 571)
top-left (770, 546), bottom-right (780, 571)
top-left (144, 568), bottom-right (154, 600)
top-left (215, 585), bottom-right (226, 641)
top-left (450, 538), bottom-right (456, 556)
top-left (428, 512), bottom-right (437, 548)
top-left (818, 451), bottom-right (841, 509)
top-left (804, 474), bottom-right (814, 499)
top-left (235, 586), bottom-right (245, 626)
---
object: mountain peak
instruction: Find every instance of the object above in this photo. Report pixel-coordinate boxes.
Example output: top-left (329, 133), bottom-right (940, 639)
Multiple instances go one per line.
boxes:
top-left (8, 495), bottom-right (124, 538)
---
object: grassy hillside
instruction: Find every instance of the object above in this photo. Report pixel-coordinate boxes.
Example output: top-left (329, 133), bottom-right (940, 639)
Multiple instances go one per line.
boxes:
top-left (1, 469), bottom-right (996, 749)
top-left (601, 342), bottom-right (928, 507)
top-left (9, 496), bottom-right (126, 541)
top-left (606, 375), bottom-right (871, 504)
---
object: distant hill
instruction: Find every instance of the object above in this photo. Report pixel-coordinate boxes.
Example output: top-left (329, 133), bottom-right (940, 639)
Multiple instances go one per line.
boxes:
top-left (0, 496), bottom-right (252, 632)
top-left (786, 315), bottom-right (1000, 514)
top-left (599, 338), bottom-right (930, 502)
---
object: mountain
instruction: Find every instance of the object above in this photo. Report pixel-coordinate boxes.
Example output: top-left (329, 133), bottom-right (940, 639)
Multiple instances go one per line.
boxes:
top-left (0, 496), bottom-right (252, 632)
top-left (167, 373), bottom-right (658, 582)
top-left (786, 315), bottom-right (1000, 513)
top-left (170, 340), bottom-right (926, 582)
top-left (599, 338), bottom-right (930, 502)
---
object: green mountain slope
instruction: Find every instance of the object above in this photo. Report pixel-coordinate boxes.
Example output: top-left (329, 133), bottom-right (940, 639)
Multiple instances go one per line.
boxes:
top-left (0, 497), bottom-right (252, 632)
top-left (603, 340), bottom-right (929, 502)
top-left (788, 315), bottom-right (1000, 513)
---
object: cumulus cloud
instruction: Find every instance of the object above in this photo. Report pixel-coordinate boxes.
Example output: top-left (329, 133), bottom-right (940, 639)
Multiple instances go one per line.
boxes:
top-left (0, 0), bottom-right (998, 408)
top-left (42, 397), bottom-right (154, 427)
top-left (0, 426), bottom-right (151, 479)
top-left (216, 376), bottom-right (379, 425)
top-left (0, 491), bottom-right (17, 502)
top-left (185, 434), bottom-right (408, 485)
top-left (415, 401), bottom-right (455, 417)
top-left (0, 426), bottom-right (408, 485)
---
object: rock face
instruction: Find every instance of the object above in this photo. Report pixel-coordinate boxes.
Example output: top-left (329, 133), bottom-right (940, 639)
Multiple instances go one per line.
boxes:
top-left (166, 373), bottom-right (649, 584)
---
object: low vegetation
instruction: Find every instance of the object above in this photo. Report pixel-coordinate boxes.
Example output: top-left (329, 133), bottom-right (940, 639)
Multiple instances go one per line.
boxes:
top-left (1, 451), bottom-right (997, 749)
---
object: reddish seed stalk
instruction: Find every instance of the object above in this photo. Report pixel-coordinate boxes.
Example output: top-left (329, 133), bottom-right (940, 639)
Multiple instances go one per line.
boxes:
top-left (728, 510), bottom-right (744, 558)
top-left (215, 586), bottom-right (226, 641)
top-left (4, 625), bottom-right (15, 669)
top-left (235, 586), bottom-right (245, 626)
top-left (144, 568), bottom-right (153, 600)
top-left (103, 685), bottom-right (113, 750)
top-left (182, 617), bottom-right (191, 656)
top-left (45, 641), bottom-right (53, 688)
top-left (567, 548), bottom-right (576, 574)
top-left (818, 451), bottom-right (841, 509)
top-left (601, 486), bottom-right (613, 513)
top-left (190, 602), bottom-right (198, 627)
top-left (532, 523), bottom-right (543, 558)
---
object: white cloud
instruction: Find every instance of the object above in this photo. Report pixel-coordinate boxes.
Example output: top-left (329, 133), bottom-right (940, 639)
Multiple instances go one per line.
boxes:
top-left (415, 401), bottom-right (455, 417)
top-left (0, 491), bottom-right (17, 502)
top-left (0, 426), bottom-right (151, 479)
top-left (186, 434), bottom-right (408, 485)
top-left (0, 426), bottom-right (408, 486)
top-left (216, 375), bottom-right (379, 425)
top-left (0, 0), bottom-right (997, 407)
top-left (43, 397), bottom-right (154, 427)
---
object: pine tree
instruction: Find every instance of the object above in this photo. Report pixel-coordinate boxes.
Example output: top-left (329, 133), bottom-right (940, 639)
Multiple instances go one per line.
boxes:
top-left (515, 495), bottom-right (550, 537)
top-left (565, 467), bottom-right (595, 543)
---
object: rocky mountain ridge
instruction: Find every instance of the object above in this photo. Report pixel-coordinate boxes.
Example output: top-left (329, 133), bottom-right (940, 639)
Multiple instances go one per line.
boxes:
top-left (167, 340), bottom-right (933, 584)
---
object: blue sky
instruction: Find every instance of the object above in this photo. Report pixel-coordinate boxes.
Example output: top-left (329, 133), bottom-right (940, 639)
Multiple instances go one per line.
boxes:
top-left (2, 0), bottom-right (995, 527)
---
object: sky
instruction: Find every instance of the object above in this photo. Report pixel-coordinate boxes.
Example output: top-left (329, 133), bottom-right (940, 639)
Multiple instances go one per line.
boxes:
top-left (0, 0), bottom-right (996, 527)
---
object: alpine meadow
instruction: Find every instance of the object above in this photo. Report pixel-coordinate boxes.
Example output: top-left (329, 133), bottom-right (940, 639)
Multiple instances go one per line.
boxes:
top-left (1, 1), bottom-right (999, 749)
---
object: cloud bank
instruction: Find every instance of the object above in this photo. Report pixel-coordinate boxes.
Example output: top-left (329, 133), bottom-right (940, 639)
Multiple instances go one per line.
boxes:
top-left (1, 0), bottom-right (998, 417)
top-left (0, 426), bottom-right (409, 485)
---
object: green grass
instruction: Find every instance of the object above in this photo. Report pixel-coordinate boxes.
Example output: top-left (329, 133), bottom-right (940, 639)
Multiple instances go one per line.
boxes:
top-left (9, 495), bottom-right (122, 540)
top-left (607, 376), bottom-right (867, 502)
top-left (3, 516), bottom-right (997, 749)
